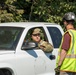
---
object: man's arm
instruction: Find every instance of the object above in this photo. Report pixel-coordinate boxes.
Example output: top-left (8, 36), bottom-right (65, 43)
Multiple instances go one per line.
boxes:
top-left (38, 40), bottom-right (53, 52)
top-left (58, 49), bottom-right (67, 66)
top-left (58, 32), bottom-right (71, 66)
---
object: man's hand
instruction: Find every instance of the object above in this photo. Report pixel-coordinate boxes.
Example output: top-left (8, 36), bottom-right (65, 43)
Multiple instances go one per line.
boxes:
top-left (54, 66), bottom-right (60, 75)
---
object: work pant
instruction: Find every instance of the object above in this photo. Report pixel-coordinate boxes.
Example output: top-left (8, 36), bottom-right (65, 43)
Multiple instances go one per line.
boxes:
top-left (60, 71), bottom-right (76, 75)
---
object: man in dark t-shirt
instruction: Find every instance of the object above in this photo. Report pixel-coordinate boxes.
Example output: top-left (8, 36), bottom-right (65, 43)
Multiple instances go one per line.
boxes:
top-left (55, 12), bottom-right (76, 75)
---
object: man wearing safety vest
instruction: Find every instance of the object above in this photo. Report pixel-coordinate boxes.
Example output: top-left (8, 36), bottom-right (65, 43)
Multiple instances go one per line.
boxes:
top-left (55, 12), bottom-right (76, 75)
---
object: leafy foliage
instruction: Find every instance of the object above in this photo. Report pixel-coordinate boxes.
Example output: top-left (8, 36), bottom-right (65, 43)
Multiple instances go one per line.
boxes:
top-left (0, 0), bottom-right (76, 27)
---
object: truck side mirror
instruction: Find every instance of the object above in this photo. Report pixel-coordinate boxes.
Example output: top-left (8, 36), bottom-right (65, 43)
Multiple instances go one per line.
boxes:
top-left (49, 55), bottom-right (56, 60)
top-left (21, 42), bottom-right (37, 50)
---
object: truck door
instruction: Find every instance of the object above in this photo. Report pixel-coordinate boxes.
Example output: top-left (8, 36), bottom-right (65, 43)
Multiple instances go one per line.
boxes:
top-left (21, 26), bottom-right (63, 75)
top-left (44, 26), bottom-right (63, 74)
top-left (21, 27), bottom-right (47, 75)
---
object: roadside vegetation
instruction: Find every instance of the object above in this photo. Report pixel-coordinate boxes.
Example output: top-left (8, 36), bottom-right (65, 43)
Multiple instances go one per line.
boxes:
top-left (0, 0), bottom-right (76, 27)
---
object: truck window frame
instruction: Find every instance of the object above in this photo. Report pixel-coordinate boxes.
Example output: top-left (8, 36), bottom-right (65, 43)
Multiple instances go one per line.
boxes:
top-left (22, 27), bottom-right (48, 50)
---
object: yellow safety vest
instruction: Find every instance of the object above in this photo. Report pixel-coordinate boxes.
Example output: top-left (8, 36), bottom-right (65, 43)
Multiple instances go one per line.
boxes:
top-left (56, 29), bottom-right (76, 72)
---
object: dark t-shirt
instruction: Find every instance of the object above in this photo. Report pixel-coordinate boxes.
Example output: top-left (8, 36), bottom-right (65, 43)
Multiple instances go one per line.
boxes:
top-left (61, 32), bottom-right (71, 51)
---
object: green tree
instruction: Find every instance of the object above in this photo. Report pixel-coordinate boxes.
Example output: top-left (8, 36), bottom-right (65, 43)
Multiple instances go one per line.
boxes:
top-left (0, 0), bottom-right (76, 28)
top-left (29, 0), bottom-right (76, 25)
top-left (0, 0), bottom-right (25, 22)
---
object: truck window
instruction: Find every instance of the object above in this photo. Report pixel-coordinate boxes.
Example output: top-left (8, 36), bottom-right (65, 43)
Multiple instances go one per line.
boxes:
top-left (47, 27), bottom-right (62, 48)
top-left (25, 27), bottom-right (48, 41)
top-left (0, 27), bottom-right (24, 50)
top-left (22, 27), bottom-right (48, 50)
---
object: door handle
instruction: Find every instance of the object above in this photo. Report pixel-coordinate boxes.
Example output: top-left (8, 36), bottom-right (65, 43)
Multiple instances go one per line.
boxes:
top-left (49, 55), bottom-right (56, 60)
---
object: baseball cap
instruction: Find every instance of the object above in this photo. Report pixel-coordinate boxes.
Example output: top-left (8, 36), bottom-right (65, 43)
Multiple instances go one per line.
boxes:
top-left (32, 28), bottom-right (41, 34)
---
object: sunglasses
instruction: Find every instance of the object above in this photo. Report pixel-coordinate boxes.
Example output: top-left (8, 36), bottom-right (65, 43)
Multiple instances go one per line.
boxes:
top-left (32, 33), bottom-right (40, 36)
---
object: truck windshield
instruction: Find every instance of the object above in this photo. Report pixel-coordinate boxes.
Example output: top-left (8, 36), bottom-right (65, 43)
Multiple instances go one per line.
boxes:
top-left (0, 27), bottom-right (24, 50)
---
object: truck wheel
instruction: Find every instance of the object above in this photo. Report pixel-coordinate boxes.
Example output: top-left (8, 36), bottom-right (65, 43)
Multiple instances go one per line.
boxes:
top-left (0, 69), bottom-right (12, 75)
top-left (0, 70), bottom-right (4, 75)
top-left (3, 69), bottom-right (12, 75)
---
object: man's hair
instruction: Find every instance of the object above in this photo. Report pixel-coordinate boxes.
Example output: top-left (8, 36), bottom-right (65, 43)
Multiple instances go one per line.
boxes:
top-left (65, 20), bottom-right (75, 25)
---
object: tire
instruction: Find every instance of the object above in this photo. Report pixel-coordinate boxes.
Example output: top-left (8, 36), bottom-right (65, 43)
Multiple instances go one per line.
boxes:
top-left (3, 69), bottom-right (12, 75)
top-left (0, 69), bottom-right (12, 75)
top-left (0, 70), bottom-right (5, 75)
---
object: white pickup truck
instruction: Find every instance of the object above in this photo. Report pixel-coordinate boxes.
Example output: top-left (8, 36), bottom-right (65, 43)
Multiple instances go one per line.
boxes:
top-left (0, 22), bottom-right (64, 75)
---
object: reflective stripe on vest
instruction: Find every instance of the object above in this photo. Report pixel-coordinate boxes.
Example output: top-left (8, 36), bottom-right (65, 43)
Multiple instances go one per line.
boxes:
top-left (65, 54), bottom-right (76, 58)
